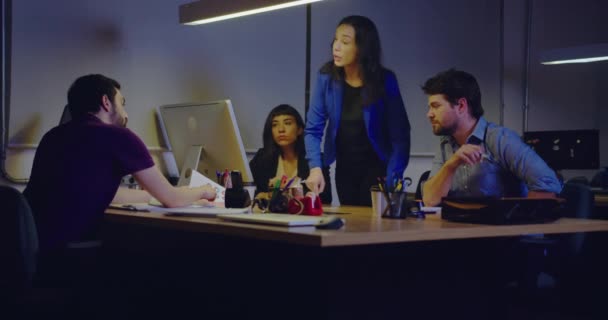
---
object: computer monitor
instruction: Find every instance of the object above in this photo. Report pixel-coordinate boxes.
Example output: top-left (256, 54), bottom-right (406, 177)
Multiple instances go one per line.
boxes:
top-left (523, 129), bottom-right (599, 170)
top-left (157, 100), bottom-right (253, 186)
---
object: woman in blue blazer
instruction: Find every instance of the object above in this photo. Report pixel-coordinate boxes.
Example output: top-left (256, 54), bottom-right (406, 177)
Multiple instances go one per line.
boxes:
top-left (304, 15), bottom-right (411, 206)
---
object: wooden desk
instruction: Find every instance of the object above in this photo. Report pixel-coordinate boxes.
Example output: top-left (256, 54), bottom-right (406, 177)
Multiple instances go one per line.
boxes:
top-left (103, 206), bottom-right (608, 319)
top-left (105, 205), bottom-right (608, 247)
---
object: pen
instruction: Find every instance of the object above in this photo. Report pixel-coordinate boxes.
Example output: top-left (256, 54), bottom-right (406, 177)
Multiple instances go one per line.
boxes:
top-left (271, 178), bottom-right (281, 199)
top-left (377, 177), bottom-right (385, 192)
top-left (396, 180), bottom-right (403, 192)
top-left (392, 173), bottom-right (399, 192)
top-left (108, 204), bottom-right (148, 212)
top-left (377, 177), bottom-right (390, 203)
top-left (283, 176), bottom-right (296, 191)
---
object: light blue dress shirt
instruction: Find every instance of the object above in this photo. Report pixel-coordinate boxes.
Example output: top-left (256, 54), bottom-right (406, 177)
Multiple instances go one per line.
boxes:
top-left (429, 117), bottom-right (562, 198)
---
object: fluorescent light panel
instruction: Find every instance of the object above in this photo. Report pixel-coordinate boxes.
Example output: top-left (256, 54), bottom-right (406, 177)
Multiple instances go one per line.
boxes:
top-left (179, 0), bottom-right (324, 26)
top-left (541, 43), bottom-right (608, 65)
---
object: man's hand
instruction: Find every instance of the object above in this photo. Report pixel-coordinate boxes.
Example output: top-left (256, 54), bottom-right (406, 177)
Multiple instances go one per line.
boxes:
top-left (447, 144), bottom-right (484, 168)
top-left (193, 198), bottom-right (212, 206)
top-left (305, 167), bottom-right (325, 194)
top-left (198, 184), bottom-right (217, 201)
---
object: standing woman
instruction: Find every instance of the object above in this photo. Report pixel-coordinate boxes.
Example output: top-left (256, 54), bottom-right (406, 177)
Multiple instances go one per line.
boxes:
top-left (304, 15), bottom-right (410, 206)
top-left (250, 104), bottom-right (332, 204)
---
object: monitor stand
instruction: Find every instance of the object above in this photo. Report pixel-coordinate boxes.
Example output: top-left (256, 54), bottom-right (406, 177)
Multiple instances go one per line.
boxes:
top-left (177, 145), bottom-right (203, 187)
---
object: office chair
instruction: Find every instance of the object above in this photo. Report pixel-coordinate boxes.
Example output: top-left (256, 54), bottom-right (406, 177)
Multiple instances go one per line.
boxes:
top-left (0, 185), bottom-right (39, 300)
top-left (516, 182), bottom-right (594, 302)
top-left (0, 185), bottom-right (97, 317)
top-left (561, 182), bottom-right (594, 217)
top-left (591, 167), bottom-right (608, 189)
top-left (415, 170), bottom-right (431, 201)
top-left (566, 176), bottom-right (589, 186)
top-left (59, 104), bottom-right (71, 125)
top-left (557, 182), bottom-right (594, 253)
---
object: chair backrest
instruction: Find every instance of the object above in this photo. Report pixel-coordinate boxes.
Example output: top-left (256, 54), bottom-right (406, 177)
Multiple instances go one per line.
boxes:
top-left (560, 182), bottom-right (594, 219)
top-left (591, 167), bottom-right (608, 188)
top-left (566, 176), bottom-right (589, 185)
top-left (59, 104), bottom-right (72, 125)
top-left (0, 185), bottom-right (38, 295)
top-left (415, 170), bottom-right (431, 201)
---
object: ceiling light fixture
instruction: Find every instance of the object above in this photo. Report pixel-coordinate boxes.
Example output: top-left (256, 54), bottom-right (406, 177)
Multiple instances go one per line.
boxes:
top-left (541, 43), bottom-right (608, 65)
top-left (179, 0), bottom-right (325, 25)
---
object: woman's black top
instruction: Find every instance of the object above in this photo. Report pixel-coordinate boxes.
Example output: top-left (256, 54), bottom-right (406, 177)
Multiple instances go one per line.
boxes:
top-left (336, 82), bottom-right (383, 167)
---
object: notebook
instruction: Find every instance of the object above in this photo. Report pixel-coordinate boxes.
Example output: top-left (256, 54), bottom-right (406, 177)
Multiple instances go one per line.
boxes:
top-left (109, 203), bottom-right (249, 217)
top-left (161, 206), bottom-right (249, 217)
top-left (217, 213), bottom-right (327, 227)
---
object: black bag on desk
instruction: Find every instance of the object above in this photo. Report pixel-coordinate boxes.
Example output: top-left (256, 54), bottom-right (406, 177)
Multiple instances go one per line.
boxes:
top-left (225, 188), bottom-right (252, 208)
top-left (224, 170), bottom-right (252, 208)
top-left (441, 197), bottom-right (562, 225)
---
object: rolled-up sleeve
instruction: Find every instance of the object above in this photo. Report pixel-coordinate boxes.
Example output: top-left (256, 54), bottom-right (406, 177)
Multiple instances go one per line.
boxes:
top-left (493, 129), bottom-right (562, 194)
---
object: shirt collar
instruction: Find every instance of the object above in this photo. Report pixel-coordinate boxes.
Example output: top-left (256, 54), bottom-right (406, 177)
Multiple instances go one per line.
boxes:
top-left (72, 113), bottom-right (102, 123)
top-left (440, 116), bottom-right (488, 147)
top-left (468, 116), bottom-right (488, 144)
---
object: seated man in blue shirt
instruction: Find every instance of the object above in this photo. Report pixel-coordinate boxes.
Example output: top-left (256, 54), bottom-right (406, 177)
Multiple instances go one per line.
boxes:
top-left (421, 69), bottom-right (562, 206)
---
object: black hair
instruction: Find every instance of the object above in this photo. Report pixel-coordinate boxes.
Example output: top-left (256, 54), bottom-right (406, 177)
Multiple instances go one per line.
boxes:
top-left (320, 15), bottom-right (386, 106)
top-left (260, 104), bottom-right (305, 163)
top-left (421, 69), bottom-right (484, 119)
top-left (67, 74), bottom-right (121, 118)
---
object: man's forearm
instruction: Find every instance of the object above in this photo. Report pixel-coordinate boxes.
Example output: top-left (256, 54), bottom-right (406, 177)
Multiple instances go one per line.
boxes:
top-left (112, 187), bottom-right (152, 204)
top-left (422, 163), bottom-right (457, 206)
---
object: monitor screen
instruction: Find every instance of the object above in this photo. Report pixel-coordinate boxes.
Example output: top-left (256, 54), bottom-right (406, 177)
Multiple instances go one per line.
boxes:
top-left (157, 100), bottom-right (252, 183)
top-left (523, 129), bottom-right (599, 170)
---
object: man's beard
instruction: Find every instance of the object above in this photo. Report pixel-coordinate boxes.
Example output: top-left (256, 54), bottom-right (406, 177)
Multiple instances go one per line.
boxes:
top-left (110, 110), bottom-right (127, 127)
top-left (433, 122), bottom-right (456, 136)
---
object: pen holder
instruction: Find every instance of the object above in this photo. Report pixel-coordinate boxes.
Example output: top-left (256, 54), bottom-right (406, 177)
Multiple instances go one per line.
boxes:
top-left (382, 192), bottom-right (410, 219)
top-left (225, 188), bottom-right (252, 208)
top-left (370, 186), bottom-right (388, 217)
top-left (268, 192), bottom-right (289, 213)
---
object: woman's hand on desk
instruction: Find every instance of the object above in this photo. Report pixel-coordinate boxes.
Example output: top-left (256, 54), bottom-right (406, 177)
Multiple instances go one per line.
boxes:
top-left (255, 192), bottom-right (272, 201)
top-left (267, 176), bottom-right (282, 189)
top-left (305, 167), bottom-right (326, 194)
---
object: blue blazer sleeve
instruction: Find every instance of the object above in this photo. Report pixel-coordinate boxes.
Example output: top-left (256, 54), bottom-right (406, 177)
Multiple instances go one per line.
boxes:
top-left (384, 71), bottom-right (411, 178)
top-left (304, 73), bottom-right (329, 169)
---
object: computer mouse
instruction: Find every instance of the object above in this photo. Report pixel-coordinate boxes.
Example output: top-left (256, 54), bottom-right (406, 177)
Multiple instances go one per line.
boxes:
top-left (315, 216), bottom-right (345, 230)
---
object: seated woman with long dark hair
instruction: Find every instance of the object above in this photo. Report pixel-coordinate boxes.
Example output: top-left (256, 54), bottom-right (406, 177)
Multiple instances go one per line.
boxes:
top-left (249, 104), bottom-right (332, 204)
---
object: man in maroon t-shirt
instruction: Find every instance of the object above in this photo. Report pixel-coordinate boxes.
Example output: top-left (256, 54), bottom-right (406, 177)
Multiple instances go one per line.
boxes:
top-left (24, 74), bottom-right (216, 252)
